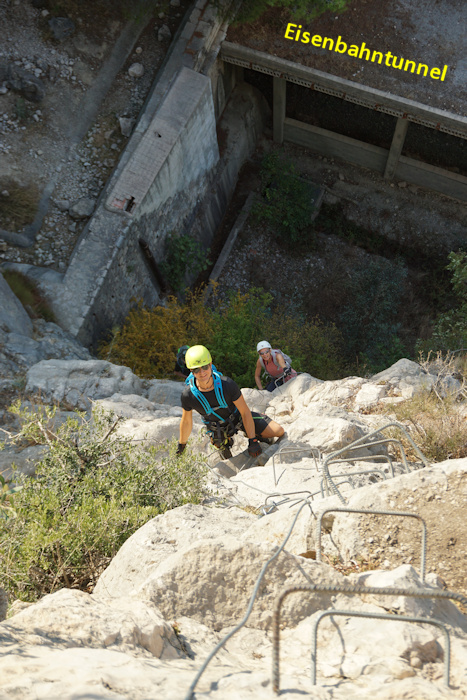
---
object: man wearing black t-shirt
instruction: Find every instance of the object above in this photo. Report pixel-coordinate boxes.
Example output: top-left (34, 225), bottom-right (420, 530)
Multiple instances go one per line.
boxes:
top-left (177, 345), bottom-right (284, 460)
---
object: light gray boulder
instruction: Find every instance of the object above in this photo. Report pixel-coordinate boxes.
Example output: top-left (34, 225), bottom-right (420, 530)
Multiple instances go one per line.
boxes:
top-left (146, 379), bottom-right (184, 406)
top-left (0, 444), bottom-right (48, 481)
top-left (372, 358), bottom-right (434, 397)
top-left (348, 565), bottom-right (467, 630)
top-left (298, 376), bottom-right (365, 408)
top-left (25, 359), bottom-right (143, 409)
top-left (0, 273), bottom-right (33, 337)
top-left (95, 393), bottom-right (159, 419)
top-left (94, 504), bottom-right (255, 600)
top-left (135, 536), bottom-right (344, 631)
top-left (286, 404), bottom-right (367, 452)
top-left (69, 197), bottom-right (96, 220)
top-left (115, 415), bottom-right (188, 445)
top-left (0, 588), bottom-right (181, 659)
top-left (128, 63), bottom-right (144, 78)
top-left (240, 500), bottom-right (318, 555)
top-left (157, 24), bottom-right (172, 41)
top-left (354, 382), bottom-right (387, 409)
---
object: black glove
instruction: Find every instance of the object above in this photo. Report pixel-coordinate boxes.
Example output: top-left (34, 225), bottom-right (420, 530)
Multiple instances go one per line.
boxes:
top-left (248, 437), bottom-right (262, 457)
top-left (176, 443), bottom-right (186, 456)
top-left (284, 367), bottom-right (292, 377)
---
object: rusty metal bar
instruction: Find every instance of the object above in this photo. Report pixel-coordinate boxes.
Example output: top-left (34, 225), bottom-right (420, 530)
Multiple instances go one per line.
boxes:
top-left (273, 584), bottom-right (467, 694)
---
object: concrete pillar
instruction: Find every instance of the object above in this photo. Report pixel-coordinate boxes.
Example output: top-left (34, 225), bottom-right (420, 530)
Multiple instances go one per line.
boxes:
top-left (384, 117), bottom-right (409, 180)
top-left (273, 77), bottom-right (286, 144)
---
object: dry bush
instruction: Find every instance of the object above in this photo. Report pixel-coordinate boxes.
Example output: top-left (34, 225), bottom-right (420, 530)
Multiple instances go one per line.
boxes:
top-left (0, 179), bottom-right (39, 231)
top-left (383, 393), bottom-right (467, 463)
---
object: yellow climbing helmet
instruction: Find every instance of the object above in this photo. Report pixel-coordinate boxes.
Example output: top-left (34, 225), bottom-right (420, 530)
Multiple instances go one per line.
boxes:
top-left (185, 345), bottom-right (212, 369)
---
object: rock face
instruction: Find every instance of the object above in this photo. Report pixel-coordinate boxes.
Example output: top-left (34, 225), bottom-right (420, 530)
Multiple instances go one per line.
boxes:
top-left (0, 588), bottom-right (180, 658)
top-left (94, 504), bottom-right (256, 600)
top-left (1, 352), bottom-right (467, 699)
top-left (0, 273), bottom-right (33, 337)
top-left (25, 359), bottom-right (143, 409)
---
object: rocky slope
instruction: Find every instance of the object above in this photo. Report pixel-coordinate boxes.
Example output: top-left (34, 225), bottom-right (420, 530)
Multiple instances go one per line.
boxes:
top-left (1, 274), bottom-right (467, 699)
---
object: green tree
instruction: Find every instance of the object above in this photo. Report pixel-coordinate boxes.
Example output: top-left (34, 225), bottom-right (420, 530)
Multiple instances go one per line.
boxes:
top-left (338, 258), bottom-right (408, 372)
top-left (418, 251), bottom-right (467, 354)
top-left (253, 151), bottom-right (317, 245)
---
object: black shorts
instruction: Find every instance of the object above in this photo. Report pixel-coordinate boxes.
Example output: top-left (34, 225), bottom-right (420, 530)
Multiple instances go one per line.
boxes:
top-left (238, 411), bottom-right (272, 436)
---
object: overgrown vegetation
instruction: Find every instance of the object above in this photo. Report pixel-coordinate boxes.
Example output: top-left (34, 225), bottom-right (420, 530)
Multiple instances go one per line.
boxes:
top-left (0, 476), bottom-right (21, 522)
top-left (417, 251), bottom-right (467, 354)
top-left (253, 151), bottom-right (317, 244)
top-left (99, 287), bottom-right (345, 384)
top-left (338, 258), bottom-right (408, 373)
top-left (0, 179), bottom-right (39, 231)
top-left (0, 403), bottom-right (208, 602)
top-left (160, 232), bottom-right (210, 293)
top-left (379, 351), bottom-right (467, 462)
top-left (235, 0), bottom-right (349, 24)
top-left (2, 270), bottom-right (55, 322)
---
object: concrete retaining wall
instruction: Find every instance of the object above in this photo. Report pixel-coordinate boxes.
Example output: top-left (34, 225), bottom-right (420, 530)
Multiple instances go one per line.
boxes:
top-left (49, 0), bottom-right (269, 349)
top-left (284, 118), bottom-right (467, 202)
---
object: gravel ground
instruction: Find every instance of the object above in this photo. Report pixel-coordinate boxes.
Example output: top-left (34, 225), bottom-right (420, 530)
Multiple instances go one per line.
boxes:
top-left (228, 0), bottom-right (467, 116)
top-left (0, 0), bottom-right (189, 269)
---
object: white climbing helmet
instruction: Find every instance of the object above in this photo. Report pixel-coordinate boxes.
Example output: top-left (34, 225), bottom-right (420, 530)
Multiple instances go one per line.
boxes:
top-left (257, 340), bottom-right (272, 353)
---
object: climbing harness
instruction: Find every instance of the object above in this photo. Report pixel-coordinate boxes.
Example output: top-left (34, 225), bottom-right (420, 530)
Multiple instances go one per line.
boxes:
top-left (186, 367), bottom-right (240, 453)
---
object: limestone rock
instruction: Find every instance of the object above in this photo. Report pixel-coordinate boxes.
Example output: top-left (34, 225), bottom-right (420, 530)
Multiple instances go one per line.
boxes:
top-left (354, 382), bottom-right (387, 409)
top-left (128, 63), bottom-right (144, 78)
top-left (0, 588), bottom-right (180, 659)
top-left (146, 379), bottom-right (184, 406)
top-left (119, 116), bottom-right (134, 137)
top-left (157, 24), bottom-right (172, 42)
top-left (94, 504), bottom-right (256, 600)
top-left (372, 358), bottom-right (433, 395)
top-left (286, 407), bottom-right (367, 452)
top-left (135, 536), bottom-right (344, 631)
top-left (0, 273), bottom-right (33, 337)
top-left (1, 62), bottom-right (46, 102)
top-left (69, 197), bottom-right (96, 219)
top-left (25, 359), bottom-right (143, 409)
top-left (0, 444), bottom-right (48, 481)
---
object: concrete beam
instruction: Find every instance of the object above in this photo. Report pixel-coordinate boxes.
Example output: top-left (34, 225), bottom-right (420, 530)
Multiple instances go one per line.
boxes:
top-left (384, 117), bottom-right (409, 180)
top-left (221, 42), bottom-right (467, 140)
top-left (283, 117), bottom-right (467, 202)
top-left (284, 118), bottom-right (388, 172)
top-left (395, 156), bottom-right (467, 202)
top-left (273, 76), bottom-right (286, 144)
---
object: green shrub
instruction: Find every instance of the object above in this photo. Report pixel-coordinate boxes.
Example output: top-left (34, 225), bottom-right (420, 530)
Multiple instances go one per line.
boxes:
top-left (417, 251), bottom-right (467, 354)
top-left (99, 287), bottom-right (346, 384)
top-left (338, 258), bottom-right (408, 373)
top-left (0, 403), bottom-right (208, 602)
top-left (160, 232), bottom-right (210, 293)
top-left (0, 179), bottom-right (39, 231)
top-left (253, 151), bottom-right (317, 245)
top-left (99, 293), bottom-right (213, 377)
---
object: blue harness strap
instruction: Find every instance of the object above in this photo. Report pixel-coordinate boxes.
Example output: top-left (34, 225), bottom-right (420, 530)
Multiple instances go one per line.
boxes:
top-left (185, 367), bottom-right (237, 424)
